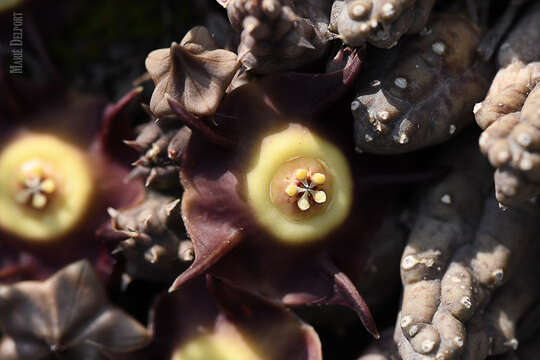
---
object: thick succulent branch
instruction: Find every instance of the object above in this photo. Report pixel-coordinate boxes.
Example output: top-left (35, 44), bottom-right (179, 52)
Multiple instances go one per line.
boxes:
top-left (475, 2), bottom-right (540, 207)
top-left (353, 14), bottom-right (491, 154)
top-left (329, 0), bottom-right (435, 48)
top-left (395, 141), bottom-right (540, 359)
top-left (224, 0), bottom-right (332, 73)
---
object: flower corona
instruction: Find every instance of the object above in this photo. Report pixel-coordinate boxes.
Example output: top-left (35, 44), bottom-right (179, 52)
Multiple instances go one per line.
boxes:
top-left (246, 124), bottom-right (353, 244)
top-left (0, 133), bottom-right (94, 242)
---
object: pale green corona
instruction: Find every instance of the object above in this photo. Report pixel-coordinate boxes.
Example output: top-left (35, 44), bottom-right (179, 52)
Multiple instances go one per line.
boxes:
top-left (246, 124), bottom-right (353, 244)
top-left (0, 134), bottom-right (94, 242)
top-left (0, 0), bottom-right (22, 12)
top-left (172, 332), bottom-right (261, 360)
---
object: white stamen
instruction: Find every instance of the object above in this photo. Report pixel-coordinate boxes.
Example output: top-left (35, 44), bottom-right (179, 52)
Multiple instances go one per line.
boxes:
top-left (297, 192), bottom-right (311, 211)
top-left (32, 193), bottom-right (48, 209)
top-left (312, 190), bottom-right (327, 203)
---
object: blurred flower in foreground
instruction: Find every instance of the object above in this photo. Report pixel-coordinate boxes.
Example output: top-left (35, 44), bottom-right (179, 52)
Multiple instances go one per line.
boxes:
top-left (0, 89), bottom-right (144, 283)
top-left (0, 260), bottom-right (150, 360)
top-left (135, 275), bottom-right (321, 360)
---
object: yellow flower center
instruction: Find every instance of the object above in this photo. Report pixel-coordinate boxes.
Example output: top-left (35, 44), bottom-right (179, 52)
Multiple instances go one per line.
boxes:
top-left (246, 124), bottom-right (353, 244)
top-left (0, 134), bottom-right (94, 242)
top-left (14, 159), bottom-right (58, 210)
top-left (269, 158), bottom-right (332, 220)
top-left (172, 329), bottom-right (262, 360)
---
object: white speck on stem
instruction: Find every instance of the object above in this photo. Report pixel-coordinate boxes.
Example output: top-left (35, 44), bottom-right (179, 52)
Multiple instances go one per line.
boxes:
top-left (420, 27), bottom-right (432, 36)
top-left (432, 41), bottom-right (446, 55)
top-left (517, 133), bottom-right (532, 147)
top-left (422, 340), bottom-right (436, 353)
top-left (520, 157), bottom-right (533, 171)
top-left (440, 194), bottom-right (452, 204)
top-left (400, 315), bottom-right (412, 328)
top-left (461, 296), bottom-right (472, 309)
top-left (382, 3), bottom-right (395, 17)
top-left (352, 4), bottom-right (366, 17)
top-left (473, 102), bottom-right (482, 115)
top-left (378, 111), bottom-right (389, 121)
top-left (398, 133), bottom-right (409, 144)
top-left (394, 77), bottom-right (407, 89)
top-left (402, 255), bottom-right (418, 270)
top-left (504, 338), bottom-right (519, 350)
top-left (492, 269), bottom-right (504, 282)
top-left (408, 325), bottom-right (419, 337)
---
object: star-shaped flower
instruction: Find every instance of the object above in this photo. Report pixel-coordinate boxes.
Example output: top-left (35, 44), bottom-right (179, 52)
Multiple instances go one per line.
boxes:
top-left (146, 26), bottom-right (240, 118)
top-left (0, 88), bottom-right (144, 284)
top-left (163, 49), bottom-right (390, 339)
top-left (0, 260), bottom-right (151, 360)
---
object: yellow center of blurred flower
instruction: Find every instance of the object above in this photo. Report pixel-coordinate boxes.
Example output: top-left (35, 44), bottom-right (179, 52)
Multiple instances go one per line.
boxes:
top-left (172, 332), bottom-right (262, 360)
top-left (0, 0), bottom-right (22, 12)
top-left (15, 159), bottom-right (58, 210)
top-left (246, 124), bottom-right (353, 244)
top-left (0, 133), bottom-right (94, 242)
